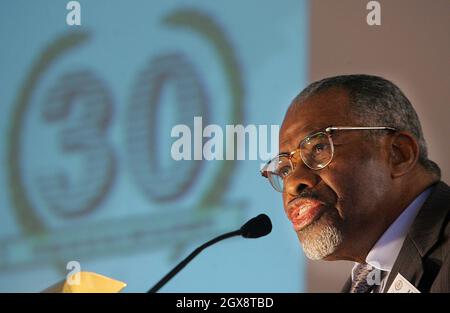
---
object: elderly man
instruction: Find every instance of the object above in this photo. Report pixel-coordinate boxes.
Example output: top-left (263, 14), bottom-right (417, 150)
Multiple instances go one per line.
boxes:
top-left (261, 74), bottom-right (449, 293)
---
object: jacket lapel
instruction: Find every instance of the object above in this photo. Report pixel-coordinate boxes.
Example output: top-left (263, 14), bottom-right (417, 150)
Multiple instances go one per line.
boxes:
top-left (341, 276), bottom-right (352, 293)
top-left (383, 235), bottom-right (423, 292)
top-left (383, 181), bottom-right (450, 292)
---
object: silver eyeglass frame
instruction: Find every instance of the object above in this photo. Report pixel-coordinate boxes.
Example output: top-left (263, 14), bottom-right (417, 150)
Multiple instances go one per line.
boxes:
top-left (260, 126), bottom-right (397, 191)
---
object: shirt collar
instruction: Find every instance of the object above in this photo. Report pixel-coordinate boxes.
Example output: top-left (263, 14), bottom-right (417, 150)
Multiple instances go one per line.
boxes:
top-left (364, 187), bottom-right (433, 272)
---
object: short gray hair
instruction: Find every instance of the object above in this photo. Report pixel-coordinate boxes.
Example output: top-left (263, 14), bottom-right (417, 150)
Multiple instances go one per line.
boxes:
top-left (294, 74), bottom-right (441, 178)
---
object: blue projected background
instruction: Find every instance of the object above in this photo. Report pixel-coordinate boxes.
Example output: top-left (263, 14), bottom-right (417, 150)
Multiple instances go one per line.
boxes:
top-left (0, 0), bottom-right (308, 292)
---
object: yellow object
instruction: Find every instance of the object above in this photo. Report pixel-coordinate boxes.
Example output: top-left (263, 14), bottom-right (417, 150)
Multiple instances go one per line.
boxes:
top-left (42, 271), bottom-right (127, 293)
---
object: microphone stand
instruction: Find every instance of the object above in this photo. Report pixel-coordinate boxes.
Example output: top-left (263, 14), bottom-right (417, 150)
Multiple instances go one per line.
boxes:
top-left (147, 229), bottom-right (241, 293)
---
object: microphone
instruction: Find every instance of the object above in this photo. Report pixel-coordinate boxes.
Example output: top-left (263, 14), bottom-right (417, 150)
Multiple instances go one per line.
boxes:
top-left (147, 214), bottom-right (272, 293)
top-left (240, 213), bottom-right (272, 238)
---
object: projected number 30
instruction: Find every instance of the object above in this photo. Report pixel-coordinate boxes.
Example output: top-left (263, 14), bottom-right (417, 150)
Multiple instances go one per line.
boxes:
top-left (31, 50), bottom-right (206, 218)
top-left (8, 10), bottom-right (243, 233)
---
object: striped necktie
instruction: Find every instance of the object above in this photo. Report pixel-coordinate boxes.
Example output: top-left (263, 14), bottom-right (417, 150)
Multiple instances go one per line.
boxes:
top-left (350, 263), bottom-right (377, 293)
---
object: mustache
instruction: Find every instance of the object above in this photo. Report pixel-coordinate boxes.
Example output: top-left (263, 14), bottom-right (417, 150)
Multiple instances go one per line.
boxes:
top-left (291, 188), bottom-right (333, 208)
top-left (298, 188), bottom-right (320, 200)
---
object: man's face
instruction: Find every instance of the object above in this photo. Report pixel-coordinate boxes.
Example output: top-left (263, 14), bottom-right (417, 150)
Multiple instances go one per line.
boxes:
top-left (279, 88), bottom-right (393, 261)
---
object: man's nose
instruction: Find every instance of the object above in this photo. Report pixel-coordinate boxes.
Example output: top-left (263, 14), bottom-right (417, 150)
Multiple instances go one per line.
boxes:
top-left (284, 162), bottom-right (320, 196)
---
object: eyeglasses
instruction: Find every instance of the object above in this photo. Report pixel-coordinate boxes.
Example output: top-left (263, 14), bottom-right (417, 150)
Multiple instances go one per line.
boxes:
top-left (261, 126), bottom-right (397, 193)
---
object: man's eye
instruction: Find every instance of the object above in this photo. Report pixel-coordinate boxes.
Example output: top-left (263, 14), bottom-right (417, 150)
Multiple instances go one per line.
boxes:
top-left (313, 143), bottom-right (327, 154)
top-left (278, 166), bottom-right (291, 178)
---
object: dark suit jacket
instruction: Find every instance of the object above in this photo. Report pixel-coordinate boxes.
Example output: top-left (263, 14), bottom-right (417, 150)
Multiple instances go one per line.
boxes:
top-left (341, 181), bottom-right (450, 293)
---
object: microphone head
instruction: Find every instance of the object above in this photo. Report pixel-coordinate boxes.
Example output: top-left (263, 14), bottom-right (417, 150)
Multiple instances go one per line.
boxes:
top-left (240, 214), bottom-right (272, 238)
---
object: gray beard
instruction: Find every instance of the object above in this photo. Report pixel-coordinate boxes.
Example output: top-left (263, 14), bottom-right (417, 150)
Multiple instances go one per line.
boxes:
top-left (299, 221), bottom-right (343, 260)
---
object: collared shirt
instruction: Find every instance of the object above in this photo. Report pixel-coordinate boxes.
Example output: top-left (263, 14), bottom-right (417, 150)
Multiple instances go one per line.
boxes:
top-left (351, 186), bottom-right (433, 292)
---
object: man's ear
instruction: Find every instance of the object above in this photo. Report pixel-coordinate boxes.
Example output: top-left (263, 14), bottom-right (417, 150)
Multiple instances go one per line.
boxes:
top-left (389, 132), bottom-right (420, 178)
